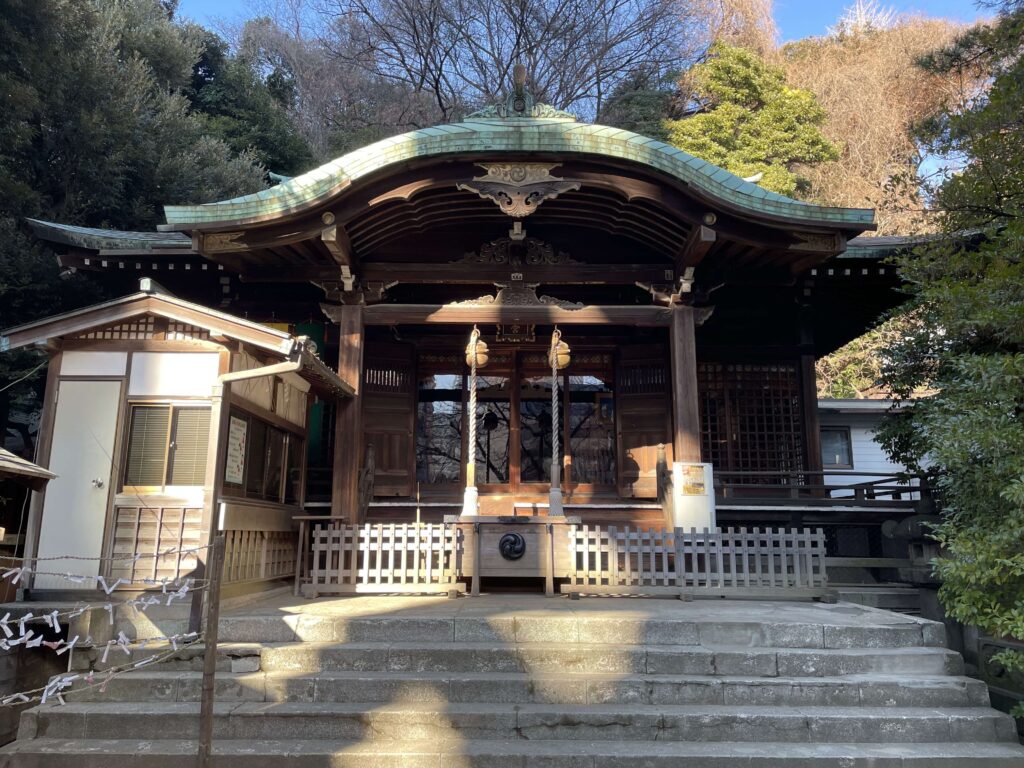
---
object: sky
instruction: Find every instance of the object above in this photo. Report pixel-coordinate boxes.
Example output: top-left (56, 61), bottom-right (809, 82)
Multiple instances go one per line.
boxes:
top-left (177, 0), bottom-right (988, 42)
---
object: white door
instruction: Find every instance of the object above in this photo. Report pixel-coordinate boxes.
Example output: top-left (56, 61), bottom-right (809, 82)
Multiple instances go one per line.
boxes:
top-left (35, 380), bottom-right (122, 590)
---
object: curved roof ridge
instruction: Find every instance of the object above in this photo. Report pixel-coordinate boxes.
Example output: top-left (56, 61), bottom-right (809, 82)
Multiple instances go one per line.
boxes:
top-left (162, 118), bottom-right (874, 230)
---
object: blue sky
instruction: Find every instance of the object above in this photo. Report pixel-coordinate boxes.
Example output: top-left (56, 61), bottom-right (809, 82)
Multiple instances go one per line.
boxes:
top-left (177, 0), bottom-right (987, 42)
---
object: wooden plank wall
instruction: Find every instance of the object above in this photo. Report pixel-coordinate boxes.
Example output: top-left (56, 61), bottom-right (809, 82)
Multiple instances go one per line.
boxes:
top-left (109, 505), bottom-right (203, 583)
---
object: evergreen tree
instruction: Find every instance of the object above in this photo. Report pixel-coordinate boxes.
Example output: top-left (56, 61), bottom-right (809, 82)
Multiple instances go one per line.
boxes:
top-left (0, 0), bottom-right (271, 454)
top-left (876, 5), bottom-right (1024, 698)
top-left (186, 30), bottom-right (314, 176)
top-left (599, 69), bottom-right (680, 141)
top-left (665, 43), bottom-right (839, 197)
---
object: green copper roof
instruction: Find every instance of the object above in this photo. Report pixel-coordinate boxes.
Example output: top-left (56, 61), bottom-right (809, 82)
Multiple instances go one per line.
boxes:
top-left (162, 118), bottom-right (875, 229)
top-left (842, 234), bottom-right (937, 259)
top-left (26, 218), bottom-right (192, 251)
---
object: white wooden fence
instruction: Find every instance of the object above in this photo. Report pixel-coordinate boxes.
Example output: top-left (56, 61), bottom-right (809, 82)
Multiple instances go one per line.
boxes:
top-left (294, 519), bottom-right (828, 600)
top-left (298, 520), bottom-right (465, 597)
top-left (563, 526), bottom-right (829, 599)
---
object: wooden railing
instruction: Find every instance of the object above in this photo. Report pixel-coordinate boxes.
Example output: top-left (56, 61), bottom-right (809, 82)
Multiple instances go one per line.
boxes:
top-left (294, 520), bottom-right (828, 600)
top-left (222, 529), bottom-right (296, 584)
top-left (295, 519), bottom-right (465, 597)
top-left (563, 525), bottom-right (830, 599)
top-left (714, 470), bottom-right (925, 504)
top-left (110, 500), bottom-right (299, 588)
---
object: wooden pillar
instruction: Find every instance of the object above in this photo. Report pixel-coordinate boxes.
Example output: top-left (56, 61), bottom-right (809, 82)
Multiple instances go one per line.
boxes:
top-left (799, 305), bottom-right (823, 478)
top-left (189, 351), bottom-right (231, 634)
top-left (23, 352), bottom-right (63, 575)
top-left (332, 304), bottom-right (365, 520)
top-left (670, 305), bottom-right (701, 463)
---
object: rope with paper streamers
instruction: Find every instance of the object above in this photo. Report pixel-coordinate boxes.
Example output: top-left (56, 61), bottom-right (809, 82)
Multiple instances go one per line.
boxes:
top-left (0, 633), bottom-right (206, 708)
top-left (0, 585), bottom-right (207, 652)
top-left (1, 566), bottom-right (209, 591)
top-left (0, 550), bottom-right (217, 709)
top-left (0, 542), bottom-right (214, 564)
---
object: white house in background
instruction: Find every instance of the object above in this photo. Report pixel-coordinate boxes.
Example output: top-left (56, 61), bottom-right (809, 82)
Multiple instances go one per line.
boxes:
top-left (817, 398), bottom-right (917, 498)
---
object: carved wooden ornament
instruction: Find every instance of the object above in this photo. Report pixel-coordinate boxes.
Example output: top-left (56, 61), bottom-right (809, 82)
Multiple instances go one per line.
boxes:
top-left (455, 236), bottom-right (580, 266)
top-left (449, 283), bottom-right (583, 310)
top-left (457, 164), bottom-right (581, 217)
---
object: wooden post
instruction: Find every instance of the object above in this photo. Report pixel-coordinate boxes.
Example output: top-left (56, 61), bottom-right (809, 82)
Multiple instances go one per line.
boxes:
top-left (799, 304), bottom-right (823, 507)
top-left (332, 304), bottom-right (365, 520)
top-left (471, 522), bottom-right (480, 596)
top-left (197, 531), bottom-right (226, 768)
top-left (190, 374), bottom-right (231, 635)
top-left (22, 352), bottom-right (62, 582)
top-left (670, 305), bottom-right (701, 463)
top-left (544, 523), bottom-right (555, 597)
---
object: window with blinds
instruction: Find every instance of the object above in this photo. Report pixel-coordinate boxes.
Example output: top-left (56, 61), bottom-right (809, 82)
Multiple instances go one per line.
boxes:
top-left (124, 406), bottom-right (170, 486)
top-left (123, 404), bottom-right (210, 488)
top-left (168, 408), bottom-right (211, 484)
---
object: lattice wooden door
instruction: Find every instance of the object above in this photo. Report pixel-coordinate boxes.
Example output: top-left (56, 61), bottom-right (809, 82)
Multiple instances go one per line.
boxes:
top-left (616, 344), bottom-right (672, 498)
top-left (362, 342), bottom-right (416, 496)
top-left (697, 362), bottom-right (805, 477)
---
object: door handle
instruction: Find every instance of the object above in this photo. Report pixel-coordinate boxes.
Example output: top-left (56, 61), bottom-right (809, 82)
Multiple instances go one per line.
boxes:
top-left (91, 478), bottom-right (104, 489)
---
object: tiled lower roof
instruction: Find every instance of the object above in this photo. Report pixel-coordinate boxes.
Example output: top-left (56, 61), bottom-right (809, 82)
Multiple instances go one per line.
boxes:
top-left (26, 219), bottom-right (192, 251)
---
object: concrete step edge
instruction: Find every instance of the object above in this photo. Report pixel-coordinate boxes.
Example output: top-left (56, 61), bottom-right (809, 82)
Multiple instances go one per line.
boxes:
top-left (5, 738), bottom-right (1024, 760)
top-left (64, 670), bottom-right (982, 684)
top-left (31, 702), bottom-right (1010, 717)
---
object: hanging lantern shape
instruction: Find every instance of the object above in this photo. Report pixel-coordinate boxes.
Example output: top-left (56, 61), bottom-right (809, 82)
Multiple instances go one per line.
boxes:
top-left (548, 328), bottom-right (571, 370)
top-left (465, 327), bottom-right (490, 368)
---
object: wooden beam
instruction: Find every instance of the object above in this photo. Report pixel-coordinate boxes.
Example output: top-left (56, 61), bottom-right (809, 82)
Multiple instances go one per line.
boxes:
top-left (321, 224), bottom-right (353, 267)
top-left (670, 305), bottom-right (702, 463)
top-left (331, 304), bottom-right (364, 520)
top-left (677, 225), bottom-right (716, 269)
top-left (348, 303), bottom-right (673, 326)
top-left (359, 262), bottom-right (674, 285)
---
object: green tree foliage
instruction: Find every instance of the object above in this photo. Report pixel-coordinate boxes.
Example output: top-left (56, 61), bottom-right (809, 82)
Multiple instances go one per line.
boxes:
top-left (665, 43), bottom-right (840, 197)
top-left (0, 0), bottom-right (270, 455)
top-left (600, 69), bottom-right (681, 141)
top-left (815, 317), bottom-right (919, 399)
top-left (875, 5), bottom-right (1024, 697)
top-left (186, 30), bottom-right (314, 175)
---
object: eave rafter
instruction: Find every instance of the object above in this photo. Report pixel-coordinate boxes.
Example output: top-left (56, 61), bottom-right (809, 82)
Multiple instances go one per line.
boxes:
top-left (319, 211), bottom-right (357, 291)
top-left (677, 224), bottom-right (717, 270)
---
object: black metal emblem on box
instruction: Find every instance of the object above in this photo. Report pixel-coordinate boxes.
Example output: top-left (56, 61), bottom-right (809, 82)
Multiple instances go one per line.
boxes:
top-left (498, 532), bottom-right (526, 561)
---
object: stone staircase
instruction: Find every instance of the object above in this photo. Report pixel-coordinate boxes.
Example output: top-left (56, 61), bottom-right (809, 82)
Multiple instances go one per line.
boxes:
top-left (2, 595), bottom-right (1023, 767)
top-left (835, 585), bottom-right (923, 614)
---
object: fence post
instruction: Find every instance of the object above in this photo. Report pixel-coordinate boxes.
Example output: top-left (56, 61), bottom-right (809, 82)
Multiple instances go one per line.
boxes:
top-left (197, 531), bottom-right (226, 768)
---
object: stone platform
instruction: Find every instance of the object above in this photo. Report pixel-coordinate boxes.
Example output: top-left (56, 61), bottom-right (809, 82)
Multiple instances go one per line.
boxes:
top-left (1, 593), bottom-right (1022, 767)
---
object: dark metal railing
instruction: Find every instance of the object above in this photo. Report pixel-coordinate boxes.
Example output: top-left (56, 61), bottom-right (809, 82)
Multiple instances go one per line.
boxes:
top-left (713, 470), bottom-right (927, 505)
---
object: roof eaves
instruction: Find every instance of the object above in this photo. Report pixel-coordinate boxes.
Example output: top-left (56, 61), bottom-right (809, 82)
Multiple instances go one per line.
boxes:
top-left (162, 122), bottom-right (875, 232)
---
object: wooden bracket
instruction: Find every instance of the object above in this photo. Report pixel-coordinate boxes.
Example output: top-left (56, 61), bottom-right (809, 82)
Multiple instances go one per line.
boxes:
top-left (677, 225), bottom-right (716, 270)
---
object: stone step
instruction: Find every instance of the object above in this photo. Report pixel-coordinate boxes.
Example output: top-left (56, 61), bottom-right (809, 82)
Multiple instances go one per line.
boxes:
top-left (836, 587), bottom-right (923, 613)
top-left (6, 738), bottom-right (1024, 768)
top-left (253, 641), bottom-right (965, 677)
top-left (63, 670), bottom-right (993, 709)
top-left (78, 640), bottom-right (965, 678)
top-left (22, 702), bottom-right (1019, 744)
top-left (216, 611), bottom-right (946, 648)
